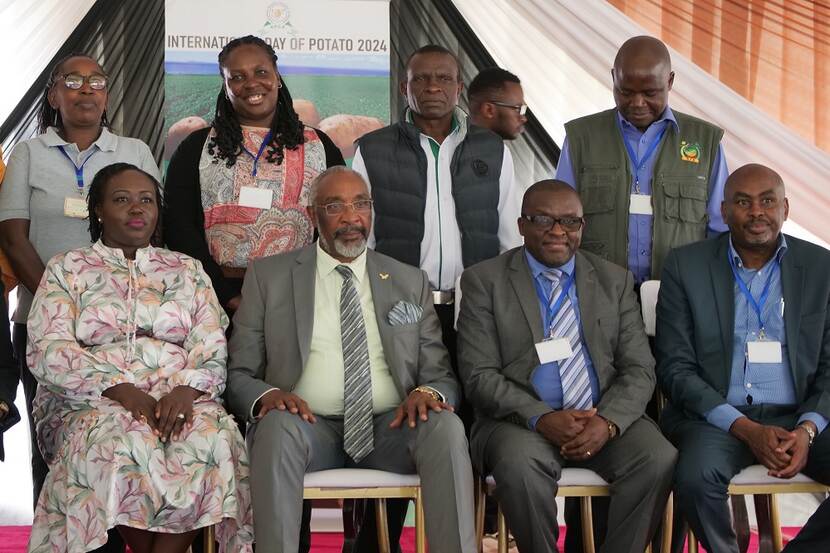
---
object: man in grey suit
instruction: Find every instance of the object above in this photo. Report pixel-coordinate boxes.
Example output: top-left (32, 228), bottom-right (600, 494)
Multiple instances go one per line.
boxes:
top-left (226, 166), bottom-right (476, 553)
top-left (458, 180), bottom-right (676, 552)
top-left (656, 163), bottom-right (830, 553)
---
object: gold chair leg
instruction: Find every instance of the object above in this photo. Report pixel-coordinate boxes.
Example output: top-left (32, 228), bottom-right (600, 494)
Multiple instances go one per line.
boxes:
top-left (375, 498), bottom-right (391, 553)
top-left (415, 489), bottom-right (426, 553)
top-left (660, 493), bottom-right (673, 553)
top-left (769, 494), bottom-right (783, 552)
top-left (688, 529), bottom-right (699, 553)
top-left (474, 477), bottom-right (486, 552)
top-left (497, 504), bottom-right (508, 553)
top-left (204, 524), bottom-right (216, 553)
top-left (581, 497), bottom-right (596, 553)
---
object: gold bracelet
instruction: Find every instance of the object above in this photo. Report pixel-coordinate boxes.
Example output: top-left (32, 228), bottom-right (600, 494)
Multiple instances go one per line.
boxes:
top-left (607, 419), bottom-right (618, 439)
top-left (798, 423), bottom-right (816, 447)
top-left (413, 386), bottom-right (440, 402)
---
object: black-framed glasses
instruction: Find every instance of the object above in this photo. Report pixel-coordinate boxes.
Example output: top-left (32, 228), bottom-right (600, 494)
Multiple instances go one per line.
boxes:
top-left (315, 199), bottom-right (374, 216)
top-left (55, 73), bottom-right (108, 90)
top-left (521, 214), bottom-right (584, 232)
top-left (489, 100), bottom-right (527, 115)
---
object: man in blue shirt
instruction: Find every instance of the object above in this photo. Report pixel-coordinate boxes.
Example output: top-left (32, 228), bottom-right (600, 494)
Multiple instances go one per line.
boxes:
top-left (657, 164), bottom-right (830, 553)
top-left (458, 180), bottom-right (676, 552)
top-left (556, 35), bottom-right (728, 283)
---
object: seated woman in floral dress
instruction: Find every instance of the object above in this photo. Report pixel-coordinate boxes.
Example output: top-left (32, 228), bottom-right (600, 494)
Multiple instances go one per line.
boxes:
top-left (26, 162), bottom-right (253, 553)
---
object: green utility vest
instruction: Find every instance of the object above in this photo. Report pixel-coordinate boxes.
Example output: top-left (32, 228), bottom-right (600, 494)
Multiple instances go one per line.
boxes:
top-left (565, 108), bottom-right (723, 278)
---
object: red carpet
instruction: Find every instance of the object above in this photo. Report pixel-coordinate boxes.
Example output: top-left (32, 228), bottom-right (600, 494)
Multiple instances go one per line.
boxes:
top-left (0, 525), bottom-right (800, 552)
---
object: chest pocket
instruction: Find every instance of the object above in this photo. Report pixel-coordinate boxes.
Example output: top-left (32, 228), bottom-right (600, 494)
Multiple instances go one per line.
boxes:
top-left (661, 178), bottom-right (708, 223)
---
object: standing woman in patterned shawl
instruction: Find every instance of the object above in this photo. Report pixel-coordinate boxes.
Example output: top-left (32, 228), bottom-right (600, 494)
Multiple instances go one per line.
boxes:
top-left (164, 35), bottom-right (344, 314)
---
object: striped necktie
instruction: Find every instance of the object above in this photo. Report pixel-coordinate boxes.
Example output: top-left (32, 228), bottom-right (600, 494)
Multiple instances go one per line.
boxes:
top-left (543, 269), bottom-right (592, 410)
top-left (336, 265), bottom-right (374, 462)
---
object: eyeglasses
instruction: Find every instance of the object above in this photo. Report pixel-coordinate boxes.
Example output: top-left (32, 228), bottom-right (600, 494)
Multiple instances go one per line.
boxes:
top-left (315, 199), bottom-right (374, 216)
top-left (55, 73), bottom-right (108, 90)
top-left (489, 101), bottom-right (527, 115)
top-left (521, 214), bottom-right (584, 232)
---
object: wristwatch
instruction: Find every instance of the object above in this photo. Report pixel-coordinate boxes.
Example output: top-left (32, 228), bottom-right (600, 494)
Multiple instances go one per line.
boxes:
top-left (0, 400), bottom-right (9, 420)
top-left (798, 423), bottom-right (816, 447)
top-left (606, 418), bottom-right (619, 439)
top-left (413, 386), bottom-right (441, 402)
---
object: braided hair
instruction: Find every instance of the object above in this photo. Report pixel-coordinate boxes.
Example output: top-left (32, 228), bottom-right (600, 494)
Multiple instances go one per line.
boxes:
top-left (208, 35), bottom-right (304, 167)
top-left (37, 53), bottom-right (110, 134)
top-left (87, 163), bottom-right (164, 247)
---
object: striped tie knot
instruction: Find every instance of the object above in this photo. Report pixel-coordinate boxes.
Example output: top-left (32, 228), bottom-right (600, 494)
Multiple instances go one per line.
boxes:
top-left (335, 264), bottom-right (354, 280)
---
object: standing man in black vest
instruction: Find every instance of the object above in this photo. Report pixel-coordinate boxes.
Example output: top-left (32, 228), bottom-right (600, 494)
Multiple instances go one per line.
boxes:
top-left (353, 44), bottom-right (522, 370)
top-left (556, 35), bottom-right (729, 282)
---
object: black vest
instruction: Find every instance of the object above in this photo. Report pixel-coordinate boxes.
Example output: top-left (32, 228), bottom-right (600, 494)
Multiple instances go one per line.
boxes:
top-left (358, 119), bottom-right (504, 269)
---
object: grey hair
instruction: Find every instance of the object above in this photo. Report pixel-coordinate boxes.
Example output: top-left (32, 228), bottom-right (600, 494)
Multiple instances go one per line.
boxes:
top-left (307, 166), bottom-right (368, 207)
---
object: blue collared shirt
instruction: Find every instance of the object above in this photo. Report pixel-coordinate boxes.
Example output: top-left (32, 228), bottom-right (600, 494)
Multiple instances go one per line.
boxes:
top-left (555, 107), bottom-right (729, 283)
top-left (705, 236), bottom-right (828, 433)
top-left (525, 250), bottom-right (600, 428)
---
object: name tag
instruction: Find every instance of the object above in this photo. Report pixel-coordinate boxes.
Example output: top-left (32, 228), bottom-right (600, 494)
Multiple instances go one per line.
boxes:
top-left (629, 194), bottom-right (653, 215)
top-left (535, 337), bottom-right (573, 364)
top-left (63, 197), bottom-right (88, 218)
top-left (239, 186), bottom-right (273, 209)
top-left (747, 341), bottom-right (782, 364)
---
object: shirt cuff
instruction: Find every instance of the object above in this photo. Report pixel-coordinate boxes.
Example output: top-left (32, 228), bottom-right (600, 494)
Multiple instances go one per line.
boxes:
top-left (529, 415), bottom-right (541, 430)
top-left (250, 387), bottom-right (279, 421)
top-left (797, 412), bottom-right (828, 434)
top-left (705, 403), bottom-right (745, 432)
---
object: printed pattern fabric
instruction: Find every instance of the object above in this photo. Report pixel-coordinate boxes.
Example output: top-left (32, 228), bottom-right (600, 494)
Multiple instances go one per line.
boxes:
top-left (26, 241), bottom-right (253, 553)
top-left (199, 126), bottom-right (326, 268)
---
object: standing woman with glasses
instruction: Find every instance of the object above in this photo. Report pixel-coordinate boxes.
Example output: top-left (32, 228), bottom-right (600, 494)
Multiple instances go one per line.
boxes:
top-left (0, 53), bottom-right (160, 512)
top-left (164, 35), bottom-right (344, 314)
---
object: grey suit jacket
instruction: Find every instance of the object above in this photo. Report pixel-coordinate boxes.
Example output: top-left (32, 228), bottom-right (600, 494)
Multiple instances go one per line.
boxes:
top-left (226, 244), bottom-right (458, 419)
top-left (457, 246), bottom-right (655, 436)
top-left (656, 233), bottom-right (830, 421)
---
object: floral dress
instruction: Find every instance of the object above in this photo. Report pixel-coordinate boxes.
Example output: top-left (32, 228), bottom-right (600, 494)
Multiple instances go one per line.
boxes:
top-left (26, 241), bottom-right (253, 553)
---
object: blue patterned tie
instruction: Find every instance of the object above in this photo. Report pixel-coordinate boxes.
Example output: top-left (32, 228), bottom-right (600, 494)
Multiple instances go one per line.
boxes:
top-left (336, 265), bottom-right (374, 462)
top-left (544, 269), bottom-right (592, 410)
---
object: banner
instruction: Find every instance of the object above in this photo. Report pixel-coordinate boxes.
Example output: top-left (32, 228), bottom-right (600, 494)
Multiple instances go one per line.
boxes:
top-left (163, 0), bottom-right (390, 166)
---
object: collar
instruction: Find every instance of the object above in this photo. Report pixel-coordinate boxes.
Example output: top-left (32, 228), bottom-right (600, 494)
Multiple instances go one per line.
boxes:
top-left (404, 106), bottom-right (467, 140)
top-left (728, 234), bottom-right (788, 270)
top-left (316, 241), bottom-right (368, 283)
top-left (92, 239), bottom-right (154, 264)
top-left (616, 106), bottom-right (679, 134)
top-left (41, 126), bottom-right (118, 152)
top-left (524, 247), bottom-right (576, 280)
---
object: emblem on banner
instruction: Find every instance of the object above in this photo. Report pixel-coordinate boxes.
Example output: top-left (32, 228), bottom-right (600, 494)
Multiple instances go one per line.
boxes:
top-left (679, 141), bottom-right (701, 164)
top-left (264, 3), bottom-right (297, 35)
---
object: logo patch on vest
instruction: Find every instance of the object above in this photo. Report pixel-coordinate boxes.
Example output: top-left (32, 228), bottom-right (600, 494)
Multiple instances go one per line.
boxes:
top-left (472, 159), bottom-right (489, 176)
top-left (680, 141), bottom-right (701, 164)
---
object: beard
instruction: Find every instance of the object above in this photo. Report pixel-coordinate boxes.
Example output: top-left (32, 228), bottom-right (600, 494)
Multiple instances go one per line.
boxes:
top-left (322, 224), bottom-right (368, 259)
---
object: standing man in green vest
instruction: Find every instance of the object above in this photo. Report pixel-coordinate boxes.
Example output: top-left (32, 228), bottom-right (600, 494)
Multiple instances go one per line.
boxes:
top-left (352, 44), bottom-right (522, 369)
top-left (556, 35), bottom-right (728, 282)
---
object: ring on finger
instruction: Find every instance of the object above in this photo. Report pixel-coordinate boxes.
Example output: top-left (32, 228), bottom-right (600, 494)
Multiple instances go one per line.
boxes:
top-left (586, 450), bottom-right (592, 457)
top-left (176, 413), bottom-right (186, 420)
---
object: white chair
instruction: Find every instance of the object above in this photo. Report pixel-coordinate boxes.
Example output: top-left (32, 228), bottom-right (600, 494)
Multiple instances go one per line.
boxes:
top-left (303, 468), bottom-right (425, 553)
top-left (476, 469), bottom-right (670, 553)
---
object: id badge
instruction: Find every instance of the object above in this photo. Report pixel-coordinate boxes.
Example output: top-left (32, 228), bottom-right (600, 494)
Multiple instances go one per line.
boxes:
top-left (535, 337), bottom-right (573, 363)
top-left (239, 186), bottom-right (273, 209)
top-left (747, 341), bottom-right (782, 364)
top-left (629, 194), bottom-right (653, 215)
top-left (63, 197), bottom-right (88, 218)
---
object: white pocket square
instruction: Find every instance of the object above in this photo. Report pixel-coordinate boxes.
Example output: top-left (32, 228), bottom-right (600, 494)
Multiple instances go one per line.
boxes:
top-left (387, 300), bottom-right (423, 326)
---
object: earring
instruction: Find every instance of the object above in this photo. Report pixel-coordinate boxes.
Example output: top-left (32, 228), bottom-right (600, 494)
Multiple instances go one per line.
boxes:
top-left (98, 218), bottom-right (102, 223)
top-left (277, 83), bottom-right (283, 89)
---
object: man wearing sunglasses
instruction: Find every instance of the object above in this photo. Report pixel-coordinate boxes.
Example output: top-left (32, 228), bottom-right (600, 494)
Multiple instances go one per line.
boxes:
top-left (555, 35), bottom-right (728, 283)
top-left (458, 179), bottom-right (676, 553)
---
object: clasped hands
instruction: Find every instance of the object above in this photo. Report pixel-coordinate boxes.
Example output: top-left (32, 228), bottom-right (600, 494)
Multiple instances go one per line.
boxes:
top-left (103, 383), bottom-right (203, 443)
top-left (254, 388), bottom-right (452, 429)
top-left (730, 417), bottom-right (813, 479)
top-left (536, 408), bottom-right (610, 461)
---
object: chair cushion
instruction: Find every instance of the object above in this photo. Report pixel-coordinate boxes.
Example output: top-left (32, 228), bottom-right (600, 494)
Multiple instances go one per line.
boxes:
top-left (304, 469), bottom-right (421, 488)
top-left (486, 468), bottom-right (609, 488)
top-left (730, 465), bottom-right (822, 486)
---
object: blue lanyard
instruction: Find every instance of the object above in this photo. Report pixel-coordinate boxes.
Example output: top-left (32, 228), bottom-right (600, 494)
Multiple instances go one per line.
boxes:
top-left (533, 272), bottom-right (575, 338)
top-left (728, 251), bottom-right (779, 337)
top-left (58, 146), bottom-right (96, 194)
top-left (617, 118), bottom-right (668, 191)
top-left (242, 131), bottom-right (272, 177)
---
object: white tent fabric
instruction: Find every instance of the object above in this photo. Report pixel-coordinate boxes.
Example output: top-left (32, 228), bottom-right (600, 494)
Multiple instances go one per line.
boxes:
top-left (452, 0), bottom-right (830, 247)
top-left (0, 0), bottom-right (96, 130)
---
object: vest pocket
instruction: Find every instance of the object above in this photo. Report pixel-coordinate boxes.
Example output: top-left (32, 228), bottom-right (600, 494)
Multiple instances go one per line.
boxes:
top-left (580, 182), bottom-right (616, 214)
top-left (661, 179), bottom-right (708, 223)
